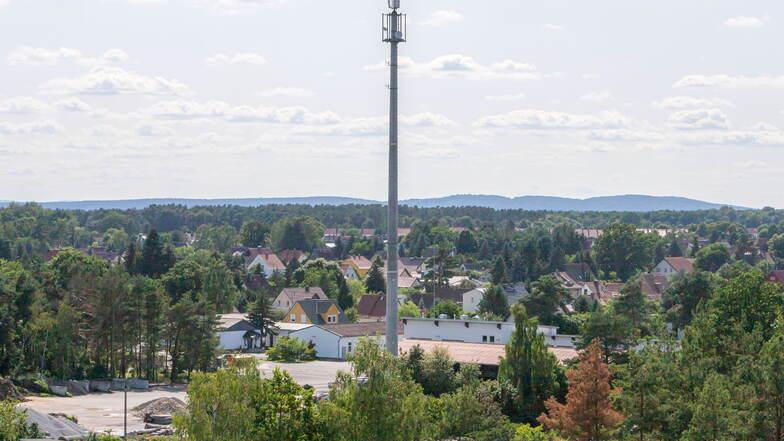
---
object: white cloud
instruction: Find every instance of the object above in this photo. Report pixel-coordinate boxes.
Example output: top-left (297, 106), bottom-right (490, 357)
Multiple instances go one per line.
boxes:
top-left (674, 74), bottom-right (784, 89)
top-left (580, 91), bottom-right (613, 103)
top-left (144, 100), bottom-right (341, 125)
top-left (259, 87), bottom-right (313, 98)
top-left (668, 108), bottom-right (729, 130)
top-left (54, 97), bottom-right (92, 112)
top-left (7, 46), bottom-right (128, 66)
top-left (400, 112), bottom-right (457, 127)
top-left (366, 54), bottom-right (541, 81)
top-left (419, 10), bottom-right (463, 27)
top-left (0, 120), bottom-right (63, 135)
top-left (136, 124), bottom-right (174, 137)
top-left (653, 96), bottom-right (734, 110)
top-left (724, 16), bottom-right (764, 28)
top-left (485, 93), bottom-right (526, 102)
top-left (40, 67), bottom-right (190, 96)
top-left (410, 148), bottom-right (459, 159)
top-left (206, 52), bottom-right (267, 66)
top-left (296, 113), bottom-right (457, 137)
top-left (190, 0), bottom-right (286, 15)
top-left (589, 129), bottom-right (664, 143)
top-left (681, 128), bottom-right (784, 147)
top-left (475, 109), bottom-right (631, 130)
top-left (0, 97), bottom-right (51, 114)
top-left (0, 0), bottom-right (8, 9)
top-left (543, 24), bottom-right (565, 31)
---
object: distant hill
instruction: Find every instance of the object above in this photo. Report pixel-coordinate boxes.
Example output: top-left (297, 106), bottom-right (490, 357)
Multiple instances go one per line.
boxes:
top-left (0, 194), bottom-right (747, 212)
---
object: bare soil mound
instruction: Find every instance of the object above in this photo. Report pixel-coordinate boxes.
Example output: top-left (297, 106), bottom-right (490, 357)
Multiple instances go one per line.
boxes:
top-left (132, 397), bottom-right (186, 418)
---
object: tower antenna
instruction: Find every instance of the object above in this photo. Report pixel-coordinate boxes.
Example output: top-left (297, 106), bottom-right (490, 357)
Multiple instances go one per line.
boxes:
top-left (382, 0), bottom-right (406, 356)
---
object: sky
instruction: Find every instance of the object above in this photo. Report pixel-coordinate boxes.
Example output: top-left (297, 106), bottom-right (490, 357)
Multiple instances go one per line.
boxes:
top-left (0, 0), bottom-right (783, 208)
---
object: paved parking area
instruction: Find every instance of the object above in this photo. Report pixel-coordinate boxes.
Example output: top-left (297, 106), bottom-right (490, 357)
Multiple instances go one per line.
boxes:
top-left (21, 359), bottom-right (352, 435)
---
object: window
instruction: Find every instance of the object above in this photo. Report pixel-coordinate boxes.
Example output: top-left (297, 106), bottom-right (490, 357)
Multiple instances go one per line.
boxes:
top-left (348, 342), bottom-right (353, 353)
top-left (290, 314), bottom-right (296, 322)
top-left (328, 315), bottom-right (337, 323)
top-left (482, 335), bottom-right (488, 342)
top-left (489, 336), bottom-right (495, 343)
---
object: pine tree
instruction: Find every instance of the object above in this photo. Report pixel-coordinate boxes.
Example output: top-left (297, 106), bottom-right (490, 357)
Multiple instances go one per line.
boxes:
top-left (141, 230), bottom-right (164, 277)
top-left (365, 257), bottom-right (386, 294)
top-left (539, 340), bottom-right (623, 440)
top-left (337, 276), bottom-right (353, 310)
top-left (491, 256), bottom-right (508, 285)
top-left (478, 285), bottom-right (509, 318)
top-left (690, 235), bottom-right (701, 257)
top-left (499, 304), bottom-right (562, 423)
top-left (124, 241), bottom-right (138, 274)
top-left (247, 293), bottom-right (277, 348)
top-left (668, 237), bottom-right (683, 257)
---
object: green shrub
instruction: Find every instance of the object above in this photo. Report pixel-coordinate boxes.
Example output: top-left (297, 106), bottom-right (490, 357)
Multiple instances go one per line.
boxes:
top-left (0, 401), bottom-right (43, 441)
top-left (266, 337), bottom-right (315, 362)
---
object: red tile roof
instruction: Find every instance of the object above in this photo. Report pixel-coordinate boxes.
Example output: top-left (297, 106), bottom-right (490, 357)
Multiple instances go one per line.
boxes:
top-left (357, 295), bottom-right (386, 318)
top-left (664, 257), bottom-right (695, 273)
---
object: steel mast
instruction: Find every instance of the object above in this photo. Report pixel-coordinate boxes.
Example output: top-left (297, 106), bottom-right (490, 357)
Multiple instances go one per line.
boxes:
top-left (382, 0), bottom-right (406, 356)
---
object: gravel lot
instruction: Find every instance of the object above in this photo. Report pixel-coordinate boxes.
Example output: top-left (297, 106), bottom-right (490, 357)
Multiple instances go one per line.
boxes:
top-left (22, 359), bottom-right (352, 435)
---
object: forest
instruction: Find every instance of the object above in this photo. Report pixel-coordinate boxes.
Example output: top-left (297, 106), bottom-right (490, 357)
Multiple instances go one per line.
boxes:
top-left (2, 201), bottom-right (784, 440)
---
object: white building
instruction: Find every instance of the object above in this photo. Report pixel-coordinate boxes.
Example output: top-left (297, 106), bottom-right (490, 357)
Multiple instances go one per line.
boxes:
top-left (285, 322), bottom-right (400, 360)
top-left (402, 317), bottom-right (576, 348)
top-left (217, 314), bottom-right (263, 351)
top-left (461, 288), bottom-right (485, 314)
top-left (652, 257), bottom-right (695, 279)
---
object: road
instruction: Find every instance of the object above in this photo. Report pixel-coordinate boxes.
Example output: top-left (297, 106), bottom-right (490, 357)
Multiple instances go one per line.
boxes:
top-left (21, 359), bottom-right (352, 435)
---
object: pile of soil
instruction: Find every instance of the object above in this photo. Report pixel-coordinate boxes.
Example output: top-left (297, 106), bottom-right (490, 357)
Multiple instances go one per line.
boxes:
top-left (132, 397), bottom-right (186, 418)
top-left (0, 378), bottom-right (24, 401)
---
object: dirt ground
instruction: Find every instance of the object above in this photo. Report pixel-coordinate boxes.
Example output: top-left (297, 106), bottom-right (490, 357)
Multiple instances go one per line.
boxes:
top-left (21, 359), bottom-right (352, 435)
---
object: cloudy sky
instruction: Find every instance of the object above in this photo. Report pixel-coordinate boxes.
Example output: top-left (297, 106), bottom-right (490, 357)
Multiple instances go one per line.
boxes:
top-left (1, 0), bottom-right (783, 208)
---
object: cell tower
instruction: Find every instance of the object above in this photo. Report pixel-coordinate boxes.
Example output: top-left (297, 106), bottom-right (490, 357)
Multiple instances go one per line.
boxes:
top-left (382, 0), bottom-right (406, 356)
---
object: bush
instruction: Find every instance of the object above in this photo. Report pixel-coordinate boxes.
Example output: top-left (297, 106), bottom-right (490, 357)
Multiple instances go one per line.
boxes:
top-left (0, 401), bottom-right (43, 441)
top-left (266, 337), bottom-right (315, 362)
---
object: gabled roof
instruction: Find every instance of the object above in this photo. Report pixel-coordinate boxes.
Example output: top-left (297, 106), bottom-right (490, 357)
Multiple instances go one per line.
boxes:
top-left (409, 293), bottom-right (435, 310)
top-left (278, 287), bottom-right (327, 304)
top-left (640, 273), bottom-right (670, 301)
top-left (246, 249), bottom-right (285, 271)
top-left (278, 249), bottom-right (306, 264)
top-left (434, 286), bottom-right (471, 304)
top-left (663, 257), bottom-right (695, 273)
top-left (357, 295), bottom-right (386, 317)
top-left (217, 314), bottom-right (258, 332)
top-left (345, 255), bottom-right (373, 269)
top-left (291, 299), bottom-right (349, 325)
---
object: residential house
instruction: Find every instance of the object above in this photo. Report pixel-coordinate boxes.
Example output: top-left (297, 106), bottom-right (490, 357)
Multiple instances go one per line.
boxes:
top-left (639, 273), bottom-right (670, 302)
top-left (341, 256), bottom-right (373, 280)
top-left (356, 294), bottom-right (387, 321)
top-left (501, 283), bottom-right (530, 305)
top-left (461, 288), bottom-right (486, 314)
top-left (562, 262), bottom-right (592, 282)
top-left (286, 321), bottom-right (402, 360)
top-left (278, 249), bottom-right (307, 265)
top-left (409, 293), bottom-right (435, 313)
top-left (217, 314), bottom-right (263, 351)
top-left (652, 257), bottom-right (696, 278)
top-left (285, 299), bottom-right (349, 325)
top-left (273, 287), bottom-right (327, 314)
top-left (243, 247), bottom-right (286, 276)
